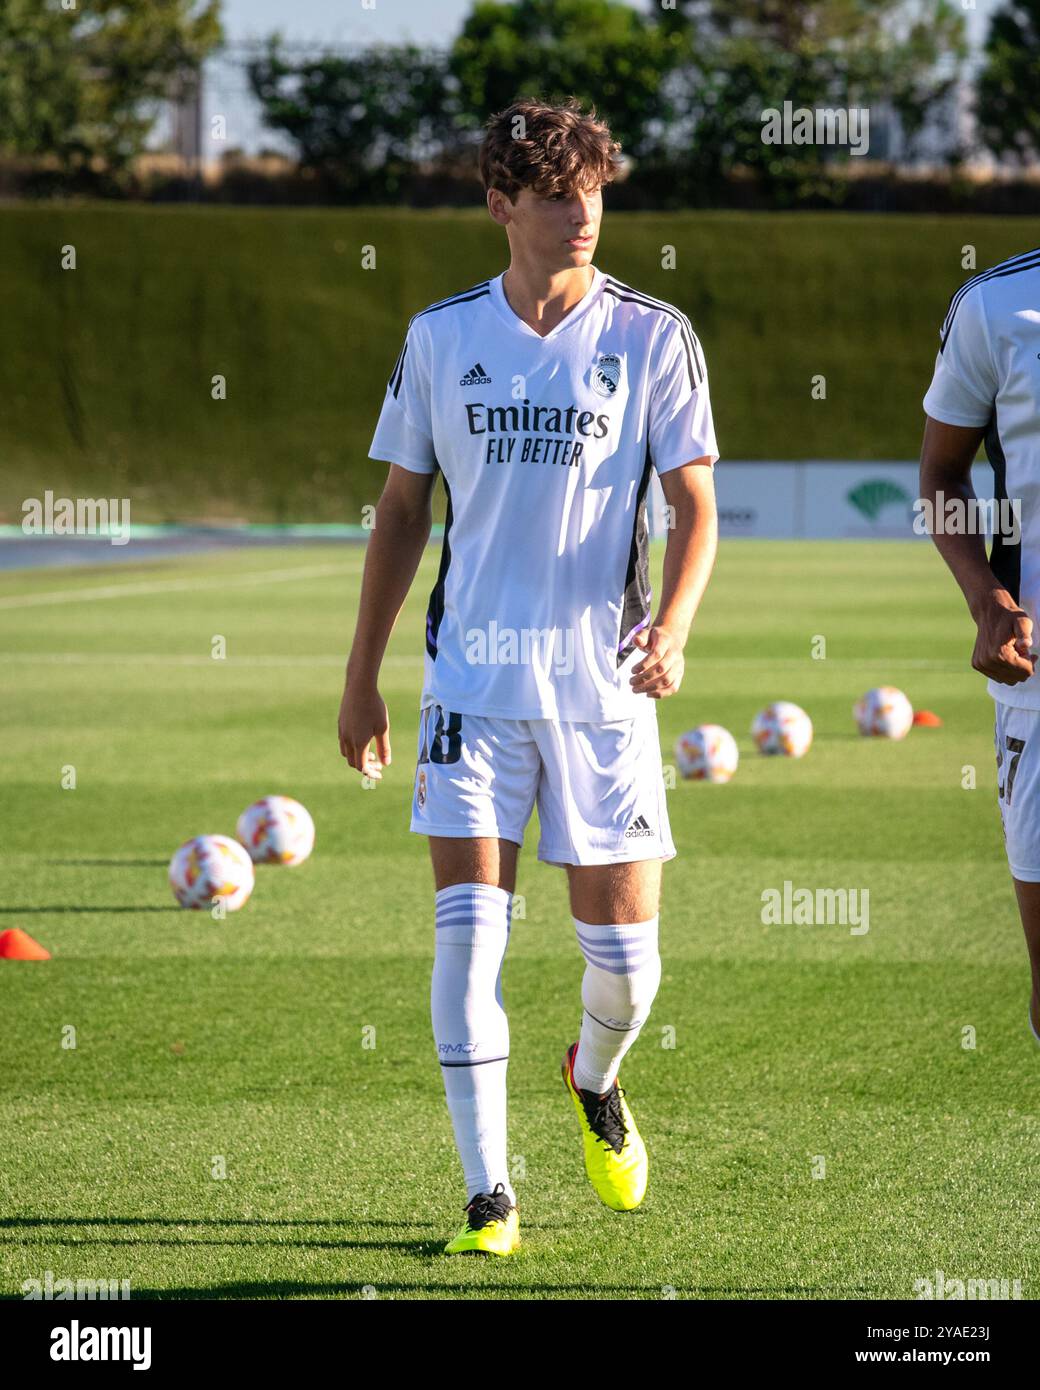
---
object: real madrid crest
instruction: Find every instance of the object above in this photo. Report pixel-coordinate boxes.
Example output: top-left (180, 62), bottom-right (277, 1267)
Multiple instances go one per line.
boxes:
top-left (416, 769), bottom-right (427, 810)
top-left (591, 352), bottom-right (622, 398)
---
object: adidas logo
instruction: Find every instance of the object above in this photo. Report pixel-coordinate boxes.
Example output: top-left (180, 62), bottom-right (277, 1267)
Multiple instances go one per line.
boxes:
top-left (460, 362), bottom-right (492, 386)
top-left (624, 815), bottom-right (654, 839)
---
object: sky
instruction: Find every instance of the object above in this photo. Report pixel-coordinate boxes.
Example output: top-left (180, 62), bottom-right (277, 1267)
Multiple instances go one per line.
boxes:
top-left (218, 0), bottom-right (475, 46)
top-left (218, 0), bottom-right (995, 47)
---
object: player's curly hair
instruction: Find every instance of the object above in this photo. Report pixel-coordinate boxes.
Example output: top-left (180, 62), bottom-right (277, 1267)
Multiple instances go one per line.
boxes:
top-left (478, 97), bottom-right (624, 202)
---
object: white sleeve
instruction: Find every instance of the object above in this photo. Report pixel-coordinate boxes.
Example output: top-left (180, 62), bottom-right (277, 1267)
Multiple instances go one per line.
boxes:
top-left (922, 282), bottom-right (997, 428)
top-left (368, 318), bottom-right (438, 474)
top-left (648, 317), bottom-right (719, 474)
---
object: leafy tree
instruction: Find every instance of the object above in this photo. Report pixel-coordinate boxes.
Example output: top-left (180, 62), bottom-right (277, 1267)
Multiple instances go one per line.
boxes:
top-left (448, 0), bottom-right (694, 161)
top-left (247, 40), bottom-right (459, 193)
top-left (667, 0), bottom-right (967, 199)
top-left (976, 0), bottom-right (1040, 164)
top-left (0, 0), bottom-right (221, 176)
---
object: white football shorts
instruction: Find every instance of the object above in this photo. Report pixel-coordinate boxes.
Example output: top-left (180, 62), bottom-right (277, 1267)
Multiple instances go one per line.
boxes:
top-left (995, 701), bottom-right (1040, 881)
top-left (409, 701), bottom-right (676, 866)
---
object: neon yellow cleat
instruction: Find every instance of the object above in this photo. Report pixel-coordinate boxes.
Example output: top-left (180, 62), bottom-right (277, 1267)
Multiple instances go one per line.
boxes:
top-left (444, 1182), bottom-right (520, 1256)
top-left (561, 1042), bottom-right (648, 1212)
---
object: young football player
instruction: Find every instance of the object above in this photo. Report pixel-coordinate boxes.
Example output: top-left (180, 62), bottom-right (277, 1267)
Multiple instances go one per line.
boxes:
top-left (339, 98), bottom-right (719, 1254)
top-left (921, 247), bottom-right (1040, 1052)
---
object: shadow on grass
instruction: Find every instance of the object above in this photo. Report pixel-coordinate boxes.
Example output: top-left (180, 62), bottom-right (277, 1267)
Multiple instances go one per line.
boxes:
top-left (45, 859), bottom-right (170, 868)
top-left (0, 1218), bottom-right (877, 1298)
top-left (2, 1217), bottom-right (429, 1227)
top-left (0, 906), bottom-right (182, 914)
top-left (4, 1276), bottom-right (878, 1298)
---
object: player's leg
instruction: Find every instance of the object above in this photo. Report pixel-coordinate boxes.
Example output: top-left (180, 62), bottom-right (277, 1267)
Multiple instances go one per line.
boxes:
top-left (567, 857), bottom-right (661, 925)
top-left (1009, 881), bottom-right (1040, 1042)
top-left (428, 836), bottom-right (519, 1253)
top-left (410, 705), bottom-right (538, 1253)
top-left (566, 856), bottom-right (663, 1098)
top-left (534, 707), bottom-right (673, 1210)
top-left (429, 834), bottom-right (519, 893)
top-left (994, 701), bottom-right (1040, 1044)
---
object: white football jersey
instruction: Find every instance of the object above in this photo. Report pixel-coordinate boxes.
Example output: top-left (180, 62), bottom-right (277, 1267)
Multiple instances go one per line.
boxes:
top-left (922, 247), bottom-right (1040, 708)
top-left (368, 266), bottom-right (719, 721)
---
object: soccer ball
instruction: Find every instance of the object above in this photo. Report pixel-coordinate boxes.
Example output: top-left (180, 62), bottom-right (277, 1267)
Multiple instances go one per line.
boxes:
top-left (675, 725), bottom-right (739, 783)
top-left (236, 796), bottom-right (315, 866)
top-left (169, 834), bottom-right (255, 911)
top-left (752, 701), bottom-right (813, 758)
top-left (854, 686), bottom-right (914, 739)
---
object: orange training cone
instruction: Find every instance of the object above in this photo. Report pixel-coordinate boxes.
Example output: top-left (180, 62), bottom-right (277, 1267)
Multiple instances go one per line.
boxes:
top-left (0, 929), bottom-right (51, 960)
top-left (912, 710), bottom-right (943, 727)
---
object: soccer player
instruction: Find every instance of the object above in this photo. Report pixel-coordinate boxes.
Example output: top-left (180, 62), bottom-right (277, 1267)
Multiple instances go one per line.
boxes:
top-left (920, 246), bottom-right (1040, 1050)
top-left (339, 98), bottom-right (719, 1255)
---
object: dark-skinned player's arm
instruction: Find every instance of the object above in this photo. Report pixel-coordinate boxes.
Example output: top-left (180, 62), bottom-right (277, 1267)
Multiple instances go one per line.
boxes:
top-left (919, 415), bottom-right (1036, 685)
top-left (338, 463), bottom-right (438, 777)
top-left (629, 460), bottom-right (718, 698)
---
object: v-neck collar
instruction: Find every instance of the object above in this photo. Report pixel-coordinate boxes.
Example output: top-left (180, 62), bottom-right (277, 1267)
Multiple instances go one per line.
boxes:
top-left (490, 266), bottom-right (605, 343)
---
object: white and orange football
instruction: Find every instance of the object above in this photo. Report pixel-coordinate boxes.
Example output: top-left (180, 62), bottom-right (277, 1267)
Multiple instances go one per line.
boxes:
top-left (853, 686), bottom-right (913, 739)
top-left (169, 834), bottom-right (255, 911)
top-left (236, 796), bottom-right (315, 867)
top-left (752, 701), bottom-right (813, 758)
top-left (675, 725), bottom-right (739, 783)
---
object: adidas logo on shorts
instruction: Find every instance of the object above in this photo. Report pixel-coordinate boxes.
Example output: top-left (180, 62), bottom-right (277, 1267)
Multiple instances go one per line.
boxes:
top-left (460, 362), bottom-right (492, 386)
top-left (624, 815), bottom-right (654, 838)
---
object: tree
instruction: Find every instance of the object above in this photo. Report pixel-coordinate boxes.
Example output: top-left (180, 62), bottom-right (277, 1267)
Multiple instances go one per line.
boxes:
top-left (666, 0), bottom-right (967, 200)
top-left (976, 0), bottom-right (1040, 164)
top-left (247, 40), bottom-right (459, 194)
top-left (448, 0), bottom-right (694, 162)
top-left (0, 0), bottom-right (221, 177)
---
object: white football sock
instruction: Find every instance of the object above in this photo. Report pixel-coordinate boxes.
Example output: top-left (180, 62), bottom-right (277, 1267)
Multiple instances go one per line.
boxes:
top-left (432, 883), bottom-right (515, 1206)
top-left (571, 915), bottom-right (661, 1094)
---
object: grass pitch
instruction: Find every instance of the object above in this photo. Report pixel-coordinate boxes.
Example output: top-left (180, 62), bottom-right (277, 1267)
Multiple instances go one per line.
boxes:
top-left (1, 538), bottom-right (1036, 1300)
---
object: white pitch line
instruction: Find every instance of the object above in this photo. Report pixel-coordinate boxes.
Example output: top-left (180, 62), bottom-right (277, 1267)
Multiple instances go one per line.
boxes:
top-left (0, 561), bottom-right (355, 610)
top-left (0, 652), bottom-right (422, 667)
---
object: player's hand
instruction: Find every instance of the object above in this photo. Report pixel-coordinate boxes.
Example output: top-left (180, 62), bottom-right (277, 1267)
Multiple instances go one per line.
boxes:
top-left (971, 591), bottom-right (1038, 685)
top-left (338, 681), bottom-right (391, 778)
top-left (629, 625), bottom-right (685, 698)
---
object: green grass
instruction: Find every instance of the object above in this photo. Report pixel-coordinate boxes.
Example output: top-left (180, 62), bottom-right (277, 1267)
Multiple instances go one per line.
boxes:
top-left (1, 538), bottom-right (1037, 1300)
top-left (3, 204), bottom-right (1040, 520)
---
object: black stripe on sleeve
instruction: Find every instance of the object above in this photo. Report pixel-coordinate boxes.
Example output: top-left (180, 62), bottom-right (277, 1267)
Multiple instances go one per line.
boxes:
top-left (940, 251), bottom-right (1040, 352)
top-left (985, 405), bottom-right (1020, 604)
top-left (602, 279), bottom-right (704, 390)
top-left (390, 339), bottom-right (408, 397)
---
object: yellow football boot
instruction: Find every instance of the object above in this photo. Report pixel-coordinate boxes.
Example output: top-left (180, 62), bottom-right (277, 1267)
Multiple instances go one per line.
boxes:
top-left (444, 1182), bottom-right (520, 1256)
top-left (561, 1042), bottom-right (648, 1211)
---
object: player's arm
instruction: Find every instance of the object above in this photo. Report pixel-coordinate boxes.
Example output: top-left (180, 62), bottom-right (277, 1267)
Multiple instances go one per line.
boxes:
top-left (338, 463), bottom-right (437, 775)
top-left (920, 277), bottom-right (1033, 685)
top-left (920, 417), bottom-right (1035, 685)
top-left (630, 461), bottom-right (718, 698)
